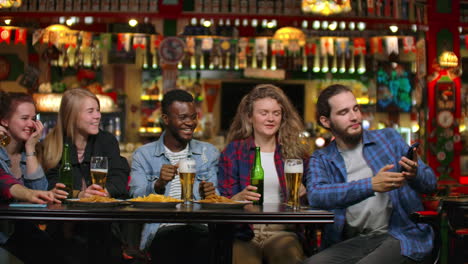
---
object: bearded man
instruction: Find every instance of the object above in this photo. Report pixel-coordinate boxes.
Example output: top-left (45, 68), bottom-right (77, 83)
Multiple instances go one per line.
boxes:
top-left (304, 84), bottom-right (436, 264)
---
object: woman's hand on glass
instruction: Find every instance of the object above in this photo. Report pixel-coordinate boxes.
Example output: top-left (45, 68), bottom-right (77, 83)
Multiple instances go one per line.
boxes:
top-left (78, 184), bottom-right (108, 198)
top-left (231, 185), bottom-right (261, 202)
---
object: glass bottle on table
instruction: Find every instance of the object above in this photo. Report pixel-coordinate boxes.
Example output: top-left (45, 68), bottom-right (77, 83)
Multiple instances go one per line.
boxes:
top-left (59, 143), bottom-right (73, 200)
top-left (250, 146), bottom-right (264, 205)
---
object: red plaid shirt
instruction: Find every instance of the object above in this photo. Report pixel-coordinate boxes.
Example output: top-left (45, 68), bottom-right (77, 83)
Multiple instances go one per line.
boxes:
top-left (218, 137), bottom-right (288, 202)
top-left (0, 167), bottom-right (21, 201)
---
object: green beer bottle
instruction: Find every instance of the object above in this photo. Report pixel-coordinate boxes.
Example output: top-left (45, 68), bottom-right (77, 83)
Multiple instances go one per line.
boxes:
top-left (59, 143), bottom-right (73, 199)
top-left (250, 147), bottom-right (264, 205)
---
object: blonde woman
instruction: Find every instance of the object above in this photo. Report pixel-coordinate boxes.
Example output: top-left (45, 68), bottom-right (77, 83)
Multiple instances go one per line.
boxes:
top-left (43, 88), bottom-right (128, 199)
top-left (42, 88), bottom-right (129, 263)
top-left (218, 84), bottom-right (310, 264)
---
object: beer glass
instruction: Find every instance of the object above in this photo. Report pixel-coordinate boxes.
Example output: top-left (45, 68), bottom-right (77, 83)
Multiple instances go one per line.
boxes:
top-left (90, 156), bottom-right (108, 192)
top-left (179, 157), bottom-right (196, 204)
top-left (0, 134), bottom-right (10, 147)
top-left (285, 159), bottom-right (303, 210)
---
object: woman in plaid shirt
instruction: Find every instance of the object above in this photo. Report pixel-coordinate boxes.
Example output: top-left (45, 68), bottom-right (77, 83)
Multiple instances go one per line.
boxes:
top-left (218, 84), bottom-right (310, 264)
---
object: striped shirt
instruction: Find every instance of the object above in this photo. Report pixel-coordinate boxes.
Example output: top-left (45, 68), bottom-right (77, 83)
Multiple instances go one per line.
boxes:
top-left (306, 128), bottom-right (437, 261)
top-left (159, 145), bottom-right (189, 229)
top-left (164, 145), bottom-right (189, 200)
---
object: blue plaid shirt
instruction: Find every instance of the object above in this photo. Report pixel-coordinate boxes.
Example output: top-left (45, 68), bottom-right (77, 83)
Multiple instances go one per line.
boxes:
top-left (306, 128), bottom-right (437, 261)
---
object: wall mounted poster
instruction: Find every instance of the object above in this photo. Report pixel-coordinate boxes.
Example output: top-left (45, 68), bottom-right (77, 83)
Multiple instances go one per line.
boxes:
top-left (376, 61), bottom-right (413, 112)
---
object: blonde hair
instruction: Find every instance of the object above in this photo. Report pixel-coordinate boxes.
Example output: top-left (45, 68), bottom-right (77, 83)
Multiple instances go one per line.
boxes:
top-left (42, 88), bottom-right (100, 170)
top-left (226, 84), bottom-right (309, 159)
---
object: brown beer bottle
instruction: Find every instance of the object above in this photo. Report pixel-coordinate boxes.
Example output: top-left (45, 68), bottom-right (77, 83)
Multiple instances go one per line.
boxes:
top-left (250, 147), bottom-right (264, 205)
top-left (59, 143), bottom-right (73, 199)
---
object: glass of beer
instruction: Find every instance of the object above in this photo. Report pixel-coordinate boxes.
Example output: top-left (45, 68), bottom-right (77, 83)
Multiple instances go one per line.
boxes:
top-left (285, 159), bottom-right (303, 210)
top-left (90, 156), bottom-right (108, 192)
top-left (179, 157), bottom-right (196, 204)
top-left (0, 134), bottom-right (10, 147)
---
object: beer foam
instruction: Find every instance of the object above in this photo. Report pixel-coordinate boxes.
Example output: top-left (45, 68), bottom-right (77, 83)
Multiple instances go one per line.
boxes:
top-left (284, 164), bottom-right (303, 173)
top-left (91, 168), bottom-right (108, 173)
top-left (179, 159), bottom-right (196, 173)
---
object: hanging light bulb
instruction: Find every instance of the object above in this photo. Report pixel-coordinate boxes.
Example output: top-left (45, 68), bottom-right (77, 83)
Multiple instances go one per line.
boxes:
top-left (339, 21), bottom-right (346, 30)
top-left (313, 20), bottom-right (320, 30)
top-left (328, 21), bottom-right (338, 31)
top-left (389, 25), bottom-right (398, 33)
top-left (129, 19), bottom-right (138, 27)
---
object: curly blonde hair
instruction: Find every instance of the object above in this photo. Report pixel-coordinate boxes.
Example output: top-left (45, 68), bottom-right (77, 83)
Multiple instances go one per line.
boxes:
top-left (226, 84), bottom-right (309, 159)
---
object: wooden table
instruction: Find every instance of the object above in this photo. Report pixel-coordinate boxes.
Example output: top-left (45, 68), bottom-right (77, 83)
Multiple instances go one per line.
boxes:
top-left (0, 202), bottom-right (334, 263)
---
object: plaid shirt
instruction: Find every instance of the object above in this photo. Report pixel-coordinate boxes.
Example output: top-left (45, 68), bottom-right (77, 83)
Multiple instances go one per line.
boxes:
top-left (218, 137), bottom-right (288, 203)
top-left (306, 128), bottom-right (437, 261)
top-left (0, 167), bottom-right (21, 201)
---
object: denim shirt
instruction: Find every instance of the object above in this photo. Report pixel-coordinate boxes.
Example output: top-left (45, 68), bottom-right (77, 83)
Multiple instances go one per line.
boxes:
top-left (0, 147), bottom-right (47, 191)
top-left (0, 148), bottom-right (48, 244)
top-left (129, 132), bottom-right (220, 250)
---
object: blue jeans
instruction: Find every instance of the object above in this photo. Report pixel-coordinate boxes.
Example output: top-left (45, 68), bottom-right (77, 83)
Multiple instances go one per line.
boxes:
top-left (303, 233), bottom-right (420, 264)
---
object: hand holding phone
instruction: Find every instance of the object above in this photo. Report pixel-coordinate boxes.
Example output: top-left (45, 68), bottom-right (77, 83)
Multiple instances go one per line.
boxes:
top-left (401, 142), bottom-right (420, 172)
top-left (405, 142), bottom-right (420, 159)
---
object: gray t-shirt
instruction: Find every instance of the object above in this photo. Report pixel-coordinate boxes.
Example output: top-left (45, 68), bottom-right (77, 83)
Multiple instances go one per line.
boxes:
top-left (339, 142), bottom-right (392, 238)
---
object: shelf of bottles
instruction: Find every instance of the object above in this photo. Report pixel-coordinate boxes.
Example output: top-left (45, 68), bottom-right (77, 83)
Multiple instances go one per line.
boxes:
top-left (139, 73), bottom-right (163, 138)
top-left (142, 35), bottom-right (392, 77)
top-left (189, 0), bottom-right (427, 24)
top-left (1, 0), bottom-right (158, 13)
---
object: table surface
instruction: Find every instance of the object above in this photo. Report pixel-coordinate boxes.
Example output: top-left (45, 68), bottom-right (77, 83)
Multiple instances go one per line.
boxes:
top-left (442, 196), bottom-right (468, 206)
top-left (0, 202), bottom-right (334, 224)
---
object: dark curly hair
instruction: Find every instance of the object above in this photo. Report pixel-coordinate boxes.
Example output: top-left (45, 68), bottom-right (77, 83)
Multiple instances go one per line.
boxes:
top-left (161, 89), bottom-right (194, 115)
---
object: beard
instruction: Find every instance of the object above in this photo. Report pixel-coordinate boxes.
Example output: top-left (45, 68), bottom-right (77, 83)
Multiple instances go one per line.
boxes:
top-left (329, 121), bottom-right (363, 146)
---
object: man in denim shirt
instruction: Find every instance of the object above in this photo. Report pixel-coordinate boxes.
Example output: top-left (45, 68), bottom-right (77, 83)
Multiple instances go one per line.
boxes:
top-left (304, 84), bottom-right (436, 264)
top-left (129, 89), bottom-right (219, 263)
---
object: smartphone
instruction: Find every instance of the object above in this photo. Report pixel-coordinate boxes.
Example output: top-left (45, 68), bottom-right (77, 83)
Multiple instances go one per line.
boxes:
top-left (401, 142), bottom-right (420, 172)
top-left (405, 142), bottom-right (420, 159)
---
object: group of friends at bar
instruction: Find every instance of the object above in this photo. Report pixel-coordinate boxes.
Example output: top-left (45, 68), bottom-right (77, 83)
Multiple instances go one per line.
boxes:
top-left (0, 83), bottom-right (436, 264)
